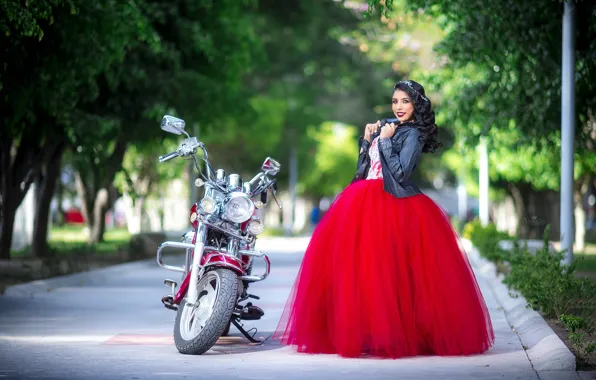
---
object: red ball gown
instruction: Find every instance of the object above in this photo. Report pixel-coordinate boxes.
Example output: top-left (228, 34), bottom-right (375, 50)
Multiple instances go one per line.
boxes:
top-left (273, 135), bottom-right (495, 359)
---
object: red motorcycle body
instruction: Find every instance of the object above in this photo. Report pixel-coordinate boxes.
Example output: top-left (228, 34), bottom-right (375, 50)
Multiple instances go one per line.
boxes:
top-left (172, 203), bottom-right (254, 305)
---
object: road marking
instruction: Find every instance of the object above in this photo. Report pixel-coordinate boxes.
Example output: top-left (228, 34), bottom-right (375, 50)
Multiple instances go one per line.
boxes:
top-left (102, 334), bottom-right (173, 345)
top-left (102, 334), bottom-right (254, 346)
top-left (0, 333), bottom-right (270, 347)
top-left (0, 335), bottom-right (112, 343)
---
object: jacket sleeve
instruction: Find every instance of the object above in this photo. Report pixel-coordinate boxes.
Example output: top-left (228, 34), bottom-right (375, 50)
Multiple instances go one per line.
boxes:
top-left (356, 136), bottom-right (371, 169)
top-left (378, 129), bottom-right (423, 183)
top-left (351, 136), bottom-right (371, 182)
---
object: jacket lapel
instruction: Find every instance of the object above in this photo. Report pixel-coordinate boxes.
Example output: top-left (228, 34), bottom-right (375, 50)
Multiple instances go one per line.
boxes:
top-left (371, 123), bottom-right (415, 144)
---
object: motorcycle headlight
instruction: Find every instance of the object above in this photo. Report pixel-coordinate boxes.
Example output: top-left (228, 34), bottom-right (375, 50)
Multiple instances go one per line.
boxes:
top-left (224, 192), bottom-right (255, 223)
top-left (247, 218), bottom-right (264, 235)
top-left (200, 196), bottom-right (216, 214)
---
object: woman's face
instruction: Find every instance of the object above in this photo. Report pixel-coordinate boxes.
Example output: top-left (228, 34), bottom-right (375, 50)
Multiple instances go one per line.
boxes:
top-left (392, 89), bottom-right (415, 123)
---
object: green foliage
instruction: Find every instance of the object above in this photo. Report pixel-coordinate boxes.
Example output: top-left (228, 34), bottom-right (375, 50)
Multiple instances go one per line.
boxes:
top-left (194, 0), bottom-right (386, 192)
top-left (463, 219), bottom-right (511, 263)
top-left (48, 231), bottom-right (131, 256)
top-left (367, 0), bottom-right (596, 198)
top-left (194, 95), bottom-right (287, 177)
top-left (1, 1), bottom-right (153, 130)
top-left (69, 0), bottom-right (266, 160)
top-left (2, 0), bottom-right (401, 252)
top-left (561, 314), bottom-right (588, 333)
top-left (561, 314), bottom-right (596, 358)
top-left (114, 138), bottom-right (187, 204)
top-left (575, 253), bottom-right (596, 273)
top-left (365, 0), bottom-right (394, 18)
top-left (395, 0), bottom-right (595, 141)
top-left (0, 0), bottom-right (75, 40)
top-left (11, 225), bottom-right (131, 258)
top-left (504, 230), bottom-right (595, 319)
top-left (468, 221), bottom-right (596, 364)
top-left (299, 121), bottom-right (359, 198)
top-left (467, 222), bottom-right (596, 320)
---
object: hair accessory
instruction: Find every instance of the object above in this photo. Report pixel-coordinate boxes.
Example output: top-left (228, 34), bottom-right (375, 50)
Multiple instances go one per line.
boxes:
top-left (395, 80), bottom-right (429, 102)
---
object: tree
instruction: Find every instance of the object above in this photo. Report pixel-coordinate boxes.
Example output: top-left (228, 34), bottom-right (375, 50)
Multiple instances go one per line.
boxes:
top-left (0, 0), bottom-right (151, 258)
top-left (368, 0), bottom-right (596, 243)
top-left (114, 137), bottom-right (187, 234)
top-left (68, 0), bottom-right (265, 244)
top-left (299, 122), bottom-right (360, 198)
top-left (236, 0), bottom-right (395, 198)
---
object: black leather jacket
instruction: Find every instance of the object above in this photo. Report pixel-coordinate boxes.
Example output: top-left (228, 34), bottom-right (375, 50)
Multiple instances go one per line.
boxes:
top-left (352, 124), bottom-right (423, 198)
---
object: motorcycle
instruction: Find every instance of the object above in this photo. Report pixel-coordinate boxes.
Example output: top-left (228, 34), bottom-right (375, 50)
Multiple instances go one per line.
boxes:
top-left (155, 115), bottom-right (281, 355)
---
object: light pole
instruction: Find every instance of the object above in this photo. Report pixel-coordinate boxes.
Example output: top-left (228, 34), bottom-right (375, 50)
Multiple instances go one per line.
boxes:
top-left (560, 1), bottom-right (576, 266)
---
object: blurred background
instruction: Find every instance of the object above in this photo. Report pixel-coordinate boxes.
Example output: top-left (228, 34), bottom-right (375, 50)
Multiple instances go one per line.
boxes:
top-left (1, 0), bottom-right (595, 279)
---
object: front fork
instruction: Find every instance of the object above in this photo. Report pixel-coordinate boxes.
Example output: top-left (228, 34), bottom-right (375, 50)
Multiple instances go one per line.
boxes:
top-left (186, 222), bottom-right (207, 307)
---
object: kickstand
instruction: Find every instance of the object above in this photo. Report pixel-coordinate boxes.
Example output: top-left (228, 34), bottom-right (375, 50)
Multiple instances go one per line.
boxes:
top-left (231, 317), bottom-right (262, 344)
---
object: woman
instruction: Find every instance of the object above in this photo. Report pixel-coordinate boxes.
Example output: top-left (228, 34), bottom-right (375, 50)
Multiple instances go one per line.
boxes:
top-left (273, 80), bottom-right (495, 359)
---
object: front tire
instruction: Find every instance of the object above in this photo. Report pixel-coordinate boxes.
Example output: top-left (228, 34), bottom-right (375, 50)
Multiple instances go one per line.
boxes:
top-left (174, 268), bottom-right (238, 355)
top-left (221, 319), bottom-right (232, 336)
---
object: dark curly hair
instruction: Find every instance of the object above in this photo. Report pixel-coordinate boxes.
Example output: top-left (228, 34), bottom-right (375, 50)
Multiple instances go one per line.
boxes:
top-left (392, 80), bottom-right (443, 153)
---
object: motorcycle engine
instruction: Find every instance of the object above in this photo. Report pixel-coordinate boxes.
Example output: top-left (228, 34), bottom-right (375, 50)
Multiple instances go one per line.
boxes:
top-left (206, 229), bottom-right (228, 249)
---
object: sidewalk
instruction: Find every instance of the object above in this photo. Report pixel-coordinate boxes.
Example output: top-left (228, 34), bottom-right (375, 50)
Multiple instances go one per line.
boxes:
top-left (1, 235), bottom-right (585, 379)
top-left (461, 239), bottom-right (575, 372)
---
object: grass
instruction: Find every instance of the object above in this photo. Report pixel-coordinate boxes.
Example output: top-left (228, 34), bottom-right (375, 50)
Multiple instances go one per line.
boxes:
top-left (260, 226), bottom-right (309, 237)
top-left (575, 243), bottom-right (596, 274)
top-left (11, 224), bottom-right (131, 258)
top-left (576, 256), bottom-right (596, 273)
top-left (261, 227), bottom-right (289, 237)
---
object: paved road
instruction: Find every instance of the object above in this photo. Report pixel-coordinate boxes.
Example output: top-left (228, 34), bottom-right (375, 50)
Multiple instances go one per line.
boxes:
top-left (0, 240), bottom-right (577, 380)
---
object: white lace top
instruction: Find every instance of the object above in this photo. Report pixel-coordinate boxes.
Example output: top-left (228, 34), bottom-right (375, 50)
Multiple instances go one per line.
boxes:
top-left (366, 136), bottom-right (383, 180)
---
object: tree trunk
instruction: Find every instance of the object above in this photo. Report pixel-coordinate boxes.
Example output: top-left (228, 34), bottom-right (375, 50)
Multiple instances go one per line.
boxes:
top-left (508, 182), bottom-right (529, 238)
top-left (159, 197), bottom-right (165, 231)
top-left (542, 190), bottom-right (561, 241)
top-left (56, 171), bottom-right (66, 227)
top-left (507, 181), bottom-right (564, 241)
top-left (0, 201), bottom-right (17, 260)
top-left (574, 176), bottom-right (589, 252)
top-left (31, 143), bottom-right (65, 258)
top-left (589, 177), bottom-right (596, 230)
top-left (89, 188), bottom-right (110, 244)
top-left (74, 140), bottom-right (127, 244)
top-left (0, 136), bottom-right (46, 259)
top-left (138, 196), bottom-right (146, 233)
top-left (0, 138), bottom-right (12, 260)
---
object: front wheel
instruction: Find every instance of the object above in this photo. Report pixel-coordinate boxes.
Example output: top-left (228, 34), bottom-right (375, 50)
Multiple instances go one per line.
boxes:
top-left (173, 268), bottom-right (238, 354)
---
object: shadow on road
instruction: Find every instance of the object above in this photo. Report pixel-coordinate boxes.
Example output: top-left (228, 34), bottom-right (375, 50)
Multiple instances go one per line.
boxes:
top-left (101, 331), bottom-right (282, 355)
top-left (208, 332), bottom-right (281, 355)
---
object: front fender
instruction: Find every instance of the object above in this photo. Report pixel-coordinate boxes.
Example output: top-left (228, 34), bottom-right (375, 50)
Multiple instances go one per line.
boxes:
top-left (201, 252), bottom-right (246, 276)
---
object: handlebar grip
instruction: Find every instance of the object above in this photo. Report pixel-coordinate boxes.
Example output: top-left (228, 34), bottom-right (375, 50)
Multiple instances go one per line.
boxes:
top-left (159, 151), bottom-right (179, 163)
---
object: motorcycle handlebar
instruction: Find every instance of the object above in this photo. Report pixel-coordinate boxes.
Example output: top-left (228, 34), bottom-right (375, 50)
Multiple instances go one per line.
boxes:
top-left (159, 150), bottom-right (179, 163)
top-left (248, 172), bottom-right (264, 186)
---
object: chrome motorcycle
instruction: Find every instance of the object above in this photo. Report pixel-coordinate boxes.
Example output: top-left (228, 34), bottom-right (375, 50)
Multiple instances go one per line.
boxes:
top-left (155, 115), bottom-right (281, 355)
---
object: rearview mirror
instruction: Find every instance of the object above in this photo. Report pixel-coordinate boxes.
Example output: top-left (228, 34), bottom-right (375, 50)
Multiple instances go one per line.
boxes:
top-left (262, 157), bottom-right (281, 175)
top-left (161, 115), bottom-right (187, 135)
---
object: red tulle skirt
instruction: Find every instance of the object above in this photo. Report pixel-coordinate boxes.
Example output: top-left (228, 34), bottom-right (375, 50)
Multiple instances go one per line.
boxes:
top-left (273, 179), bottom-right (495, 359)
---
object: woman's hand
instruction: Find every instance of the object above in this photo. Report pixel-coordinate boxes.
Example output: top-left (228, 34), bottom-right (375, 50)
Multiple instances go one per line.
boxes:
top-left (364, 121), bottom-right (380, 142)
top-left (380, 123), bottom-right (397, 139)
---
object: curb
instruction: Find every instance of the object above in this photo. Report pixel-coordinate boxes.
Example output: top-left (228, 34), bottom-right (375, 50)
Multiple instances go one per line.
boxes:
top-left (462, 239), bottom-right (576, 371)
top-left (2, 259), bottom-right (154, 297)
